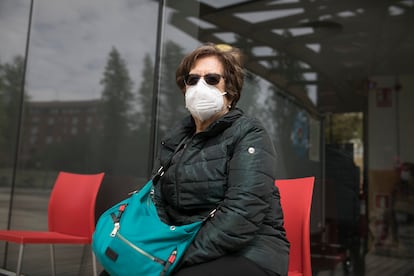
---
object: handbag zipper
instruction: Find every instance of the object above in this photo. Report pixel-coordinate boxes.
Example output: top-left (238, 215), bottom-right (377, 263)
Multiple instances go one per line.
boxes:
top-left (116, 232), bottom-right (166, 265)
top-left (110, 204), bottom-right (127, 237)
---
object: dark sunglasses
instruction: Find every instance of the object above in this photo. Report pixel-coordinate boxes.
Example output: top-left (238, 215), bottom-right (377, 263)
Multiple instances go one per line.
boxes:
top-left (184, 73), bottom-right (224, 86)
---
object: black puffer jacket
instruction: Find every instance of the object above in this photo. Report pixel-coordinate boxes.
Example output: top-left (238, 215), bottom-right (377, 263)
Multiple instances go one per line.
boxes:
top-left (155, 108), bottom-right (289, 275)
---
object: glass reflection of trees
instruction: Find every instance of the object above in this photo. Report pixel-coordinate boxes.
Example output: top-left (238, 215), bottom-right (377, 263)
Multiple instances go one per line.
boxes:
top-left (0, 56), bottom-right (26, 169)
top-left (0, 38), bottom-right (317, 186)
top-left (98, 47), bottom-right (135, 174)
top-left (0, 42), bottom-right (190, 186)
top-left (156, 41), bottom-right (187, 140)
top-left (0, 48), bottom-right (150, 184)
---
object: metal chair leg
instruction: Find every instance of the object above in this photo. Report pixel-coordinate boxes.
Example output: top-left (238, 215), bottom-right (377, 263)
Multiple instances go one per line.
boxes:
top-left (50, 244), bottom-right (56, 276)
top-left (91, 250), bottom-right (97, 276)
top-left (16, 244), bottom-right (24, 276)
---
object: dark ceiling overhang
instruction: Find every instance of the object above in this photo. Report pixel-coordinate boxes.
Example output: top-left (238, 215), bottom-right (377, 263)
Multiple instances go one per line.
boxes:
top-left (165, 0), bottom-right (414, 115)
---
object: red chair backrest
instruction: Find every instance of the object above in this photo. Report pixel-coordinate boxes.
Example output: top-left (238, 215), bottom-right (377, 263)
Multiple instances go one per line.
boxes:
top-left (275, 177), bottom-right (314, 276)
top-left (48, 171), bottom-right (105, 238)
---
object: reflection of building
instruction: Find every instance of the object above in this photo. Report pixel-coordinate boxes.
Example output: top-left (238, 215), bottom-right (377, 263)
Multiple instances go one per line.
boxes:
top-left (21, 100), bottom-right (102, 163)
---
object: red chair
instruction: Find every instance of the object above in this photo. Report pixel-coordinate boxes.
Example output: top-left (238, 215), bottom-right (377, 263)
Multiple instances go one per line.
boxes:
top-left (0, 171), bottom-right (105, 276)
top-left (276, 177), bottom-right (315, 276)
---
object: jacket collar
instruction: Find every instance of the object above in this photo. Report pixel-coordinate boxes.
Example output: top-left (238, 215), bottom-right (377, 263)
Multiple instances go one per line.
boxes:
top-left (185, 108), bottom-right (243, 137)
top-left (164, 108), bottom-right (244, 147)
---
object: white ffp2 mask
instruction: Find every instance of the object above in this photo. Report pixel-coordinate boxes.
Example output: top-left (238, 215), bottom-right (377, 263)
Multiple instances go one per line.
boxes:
top-left (185, 79), bottom-right (227, 121)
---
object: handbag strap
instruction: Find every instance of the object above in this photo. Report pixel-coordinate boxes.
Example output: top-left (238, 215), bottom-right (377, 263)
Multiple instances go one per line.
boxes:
top-left (151, 137), bottom-right (219, 222)
top-left (152, 136), bottom-right (189, 183)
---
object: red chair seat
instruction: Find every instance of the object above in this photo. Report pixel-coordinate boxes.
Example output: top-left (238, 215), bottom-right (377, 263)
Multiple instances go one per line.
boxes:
top-left (0, 230), bottom-right (91, 244)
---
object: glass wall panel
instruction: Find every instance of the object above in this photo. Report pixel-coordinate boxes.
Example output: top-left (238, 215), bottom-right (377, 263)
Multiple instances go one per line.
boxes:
top-left (158, 1), bottom-right (414, 276)
top-left (0, 0), bottom-right (31, 262)
top-left (1, 0), bottom-right (159, 274)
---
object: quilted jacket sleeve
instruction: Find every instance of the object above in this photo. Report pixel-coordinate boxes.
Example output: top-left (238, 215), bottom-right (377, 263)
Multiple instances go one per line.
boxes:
top-left (181, 117), bottom-right (277, 265)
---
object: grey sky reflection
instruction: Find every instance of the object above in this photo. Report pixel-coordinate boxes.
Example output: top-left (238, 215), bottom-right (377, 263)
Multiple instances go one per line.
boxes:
top-left (1, 0), bottom-right (159, 101)
top-left (0, 0), bottom-right (209, 102)
top-left (29, 0), bottom-right (160, 101)
top-left (0, 0), bottom-right (30, 61)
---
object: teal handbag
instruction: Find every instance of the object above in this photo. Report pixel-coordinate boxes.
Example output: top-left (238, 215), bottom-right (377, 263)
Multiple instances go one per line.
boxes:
top-left (92, 138), bottom-right (216, 275)
top-left (92, 179), bottom-right (208, 276)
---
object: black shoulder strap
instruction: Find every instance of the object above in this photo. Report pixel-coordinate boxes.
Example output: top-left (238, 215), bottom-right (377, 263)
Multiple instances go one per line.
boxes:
top-left (152, 136), bottom-right (188, 183)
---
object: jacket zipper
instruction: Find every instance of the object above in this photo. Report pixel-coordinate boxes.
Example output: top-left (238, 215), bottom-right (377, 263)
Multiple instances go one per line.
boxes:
top-left (174, 136), bottom-right (191, 207)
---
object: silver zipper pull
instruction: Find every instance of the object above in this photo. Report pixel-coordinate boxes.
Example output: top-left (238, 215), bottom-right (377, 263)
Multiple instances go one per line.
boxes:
top-left (209, 209), bottom-right (217, 218)
top-left (110, 222), bottom-right (120, 237)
